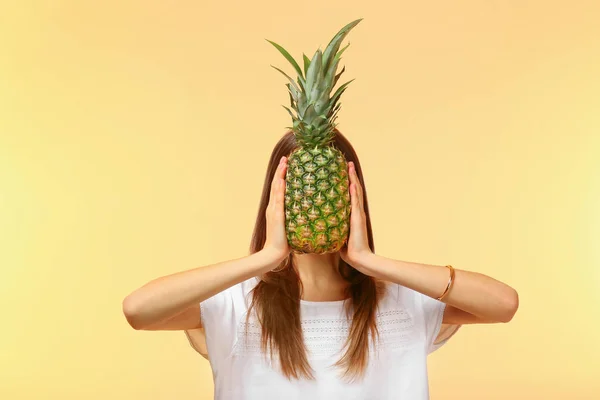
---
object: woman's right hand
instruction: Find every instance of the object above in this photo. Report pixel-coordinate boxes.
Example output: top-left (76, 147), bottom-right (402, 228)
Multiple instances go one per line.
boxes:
top-left (262, 156), bottom-right (290, 263)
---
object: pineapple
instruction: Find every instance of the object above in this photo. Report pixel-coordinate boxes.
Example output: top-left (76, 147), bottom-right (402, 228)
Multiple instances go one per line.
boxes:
top-left (266, 19), bottom-right (362, 254)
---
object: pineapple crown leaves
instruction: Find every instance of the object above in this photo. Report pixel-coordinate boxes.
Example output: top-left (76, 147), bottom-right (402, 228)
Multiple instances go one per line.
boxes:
top-left (266, 18), bottom-right (362, 147)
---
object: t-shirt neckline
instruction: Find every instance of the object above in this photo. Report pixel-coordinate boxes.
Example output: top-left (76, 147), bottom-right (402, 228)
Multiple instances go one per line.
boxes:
top-left (300, 298), bottom-right (348, 306)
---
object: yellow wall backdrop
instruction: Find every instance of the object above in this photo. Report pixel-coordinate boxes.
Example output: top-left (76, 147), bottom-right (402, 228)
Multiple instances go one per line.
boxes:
top-left (1, 1), bottom-right (599, 399)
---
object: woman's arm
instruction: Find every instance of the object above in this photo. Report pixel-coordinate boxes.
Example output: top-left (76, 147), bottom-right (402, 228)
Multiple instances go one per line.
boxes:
top-left (358, 254), bottom-right (519, 324)
top-left (122, 249), bottom-right (284, 330)
top-left (122, 156), bottom-right (291, 331)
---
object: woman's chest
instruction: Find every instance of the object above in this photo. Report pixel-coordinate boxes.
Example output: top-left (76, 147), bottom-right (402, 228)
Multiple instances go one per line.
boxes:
top-left (231, 304), bottom-right (426, 359)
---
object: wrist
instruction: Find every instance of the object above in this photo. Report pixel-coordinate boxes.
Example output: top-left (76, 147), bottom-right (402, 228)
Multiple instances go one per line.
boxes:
top-left (257, 247), bottom-right (289, 270)
top-left (355, 252), bottom-right (383, 278)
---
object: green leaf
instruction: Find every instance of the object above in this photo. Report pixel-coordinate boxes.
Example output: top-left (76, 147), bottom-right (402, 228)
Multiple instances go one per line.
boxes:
top-left (327, 102), bottom-right (342, 118)
top-left (282, 105), bottom-right (297, 120)
top-left (286, 82), bottom-right (299, 101)
top-left (314, 90), bottom-right (329, 113)
top-left (332, 65), bottom-right (345, 89)
top-left (330, 79), bottom-right (354, 107)
top-left (271, 65), bottom-right (301, 94)
top-left (329, 105), bottom-right (342, 122)
top-left (298, 96), bottom-right (308, 116)
top-left (313, 114), bottom-right (328, 128)
top-left (322, 56), bottom-right (341, 93)
top-left (303, 53), bottom-right (311, 76)
top-left (322, 19), bottom-right (362, 72)
top-left (265, 39), bottom-right (305, 79)
top-left (305, 49), bottom-right (322, 98)
top-left (297, 76), bottom-right (306, 92)
top-left (302, 103), bottom-right (317, 124)
top-left (287, 87), bottom-right (297, 110)
top-left (335, 41), bottom-right (351, 61)
top-left (310, 85), bottom-right (320, 103)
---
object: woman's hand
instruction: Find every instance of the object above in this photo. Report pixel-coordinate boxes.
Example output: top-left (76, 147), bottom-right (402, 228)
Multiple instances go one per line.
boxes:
top-left (340, 161), bottom-right (375, 272)
top-left (262, 156), bottom-right (290, 263)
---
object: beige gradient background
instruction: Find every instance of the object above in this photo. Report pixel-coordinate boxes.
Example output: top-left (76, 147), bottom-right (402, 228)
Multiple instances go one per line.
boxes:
top-left (1, 1), bottom-right (599, 399)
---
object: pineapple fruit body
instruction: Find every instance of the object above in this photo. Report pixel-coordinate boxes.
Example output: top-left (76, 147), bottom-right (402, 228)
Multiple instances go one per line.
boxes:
top-left (285, 146), bottom-right (350, 254)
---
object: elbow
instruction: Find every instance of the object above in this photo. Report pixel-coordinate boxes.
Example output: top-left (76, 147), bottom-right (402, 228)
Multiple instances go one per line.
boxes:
top-left (499, 288), bottom-right (519, 323)
top-left (122, 295), bottom-right (146, 330)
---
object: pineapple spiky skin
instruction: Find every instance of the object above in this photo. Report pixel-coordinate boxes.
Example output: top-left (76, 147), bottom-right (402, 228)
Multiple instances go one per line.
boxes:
top-left (285, 146), bottom-right (351, 254)
top-left (267, 18), bottom-right (362, 253)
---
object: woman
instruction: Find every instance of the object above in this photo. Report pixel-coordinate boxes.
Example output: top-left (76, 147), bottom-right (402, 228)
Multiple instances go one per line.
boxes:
top-left (122, 130), bottom-right (519, 399)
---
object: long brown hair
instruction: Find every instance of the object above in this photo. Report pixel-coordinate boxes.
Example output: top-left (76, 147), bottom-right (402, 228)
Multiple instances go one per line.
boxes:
top-left (246, 128), bottom-right (386, 382)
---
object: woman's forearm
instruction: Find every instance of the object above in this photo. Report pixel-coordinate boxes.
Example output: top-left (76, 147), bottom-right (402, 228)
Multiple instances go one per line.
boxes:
top-left (122, 248), bottom-right (283, 329)
top-left (357, 253), bottom-right (519, 323)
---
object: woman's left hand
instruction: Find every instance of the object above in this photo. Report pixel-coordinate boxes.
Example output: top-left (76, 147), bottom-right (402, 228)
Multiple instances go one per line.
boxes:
top-left (339, 161), bottom-right (375, 272)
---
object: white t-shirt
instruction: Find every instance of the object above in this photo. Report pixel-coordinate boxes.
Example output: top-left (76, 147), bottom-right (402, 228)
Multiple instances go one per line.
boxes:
top-left (200, 277), bottom-right (460, 400)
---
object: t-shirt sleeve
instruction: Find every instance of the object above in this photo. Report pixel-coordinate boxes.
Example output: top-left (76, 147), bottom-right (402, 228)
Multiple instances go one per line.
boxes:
top-left (199, 278), bottom-right (255, 363)
top-left (417, 292), bottom-right (461, 354)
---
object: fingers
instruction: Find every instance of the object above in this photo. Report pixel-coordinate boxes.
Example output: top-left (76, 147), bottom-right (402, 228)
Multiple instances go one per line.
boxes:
top-left (348, 161), bottom-right (363, 211)
top-left (277, 156), bottom-right (288, 179)
top-left (265, 157), bottom-right (289, 257)
top-left (270, 156), bottom-right (287, 205)
top-left (277, 158), bottom-right (287, 206)
top-left (350, 182), bottom-right (359, 209)
top-left (276, 174), bottom-right (285, 207)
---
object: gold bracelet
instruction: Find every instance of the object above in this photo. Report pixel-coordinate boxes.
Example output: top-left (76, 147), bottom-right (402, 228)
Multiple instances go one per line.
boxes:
top-left (436, 264), bottom-right (455, 301)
